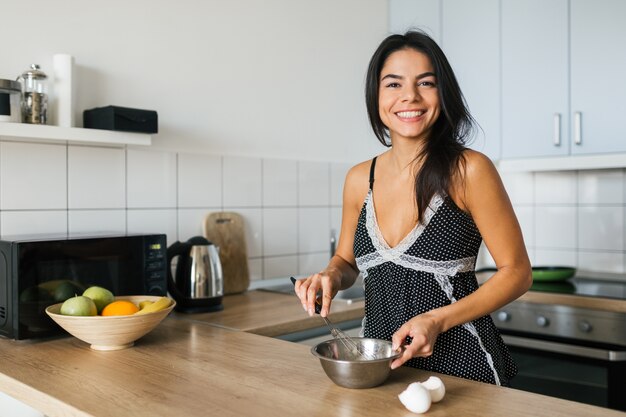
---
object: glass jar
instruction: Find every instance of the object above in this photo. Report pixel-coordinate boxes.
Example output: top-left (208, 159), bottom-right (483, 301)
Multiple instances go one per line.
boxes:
top-left (0, 79), bottom-right (22, 123)
top-left (17, 64), bottom-right (49, 124)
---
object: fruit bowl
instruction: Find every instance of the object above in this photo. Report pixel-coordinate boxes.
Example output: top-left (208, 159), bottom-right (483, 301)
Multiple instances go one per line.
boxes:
top-left (45, 295), bottom-right (175, 351)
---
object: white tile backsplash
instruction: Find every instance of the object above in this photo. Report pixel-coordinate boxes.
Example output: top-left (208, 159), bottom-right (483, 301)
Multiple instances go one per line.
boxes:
top-left (68, 209), bottom-right (126, 236)
top-left (127, 209), bottom-right (177, 246)
top-left (264, 255), bottom-right (298, 279)
top-left (330, 162), bottom-right (351, 206)
top-left (298, 161), bottom-right (330, 206)
top-left (177, 208), bottom-right (215, 242)
top-left (534, 249), bottom-right (577, 267)
top-left (578, 169), bottom-right (624, 205)
top-left (535, 206), bottom-right (577, 249)
top-left (1, 210), bottom-right (67, 237)
top-left (2, 139), bottom-right (625, 286)
top-left (222, 156), bottom-right (262, 207)
top-left (263, 208), bottom-right (297, 256)
top-left (578, 206), bottom-right (623, 251)
top-left (263, 159), bottom-right (297, 207)
top-left (578, 251), bottom-right (624, 274)
top-left (535, 171), bottom-right (577, 204)
top-left (298, 252), bottom-right (330, 276)
top-left (298, 207), bottom-right (330, 253)
top-left (68, 146), bottom-right (125, 209)
top-left (177, 153), bottom-right (222, 208)
top-left (501, 171), bottom-right (534, 205)
top-left (127, 149), bottom-right (177, 208)
top-left (1, 142), bottom-right (66, 210)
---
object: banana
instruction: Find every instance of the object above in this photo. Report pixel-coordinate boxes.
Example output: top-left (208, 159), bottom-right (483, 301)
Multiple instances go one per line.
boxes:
top-left (138, 300), bottom-right (154, 310)
top-left (134, 297), bottom-right (171, 315)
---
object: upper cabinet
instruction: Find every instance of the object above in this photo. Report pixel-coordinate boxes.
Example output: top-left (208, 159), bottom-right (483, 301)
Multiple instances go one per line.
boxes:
top-left (502, 0), bottom-right (626, 158)
top-left (389, 0), bottom-right (501, 161)
top-left (501, 0), bottom-right (569, 159)
top-left (570, 0), bottom-right (626, 155)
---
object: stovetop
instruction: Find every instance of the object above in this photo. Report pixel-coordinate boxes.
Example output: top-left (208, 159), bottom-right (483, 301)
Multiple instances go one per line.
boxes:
top-left (530, 277), bottom-right (626, 300)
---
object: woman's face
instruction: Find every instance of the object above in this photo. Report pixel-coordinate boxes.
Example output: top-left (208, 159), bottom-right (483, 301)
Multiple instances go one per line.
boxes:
top-left (378, 48), bottom-right (440, 143)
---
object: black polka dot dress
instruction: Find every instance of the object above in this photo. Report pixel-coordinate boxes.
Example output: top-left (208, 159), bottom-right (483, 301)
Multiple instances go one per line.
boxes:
top-left (353, 157), bottom-right (517, 386)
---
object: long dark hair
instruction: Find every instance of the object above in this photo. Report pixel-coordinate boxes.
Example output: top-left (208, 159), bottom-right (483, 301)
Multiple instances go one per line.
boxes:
top-left (365, 30), bottom-right (475, 223)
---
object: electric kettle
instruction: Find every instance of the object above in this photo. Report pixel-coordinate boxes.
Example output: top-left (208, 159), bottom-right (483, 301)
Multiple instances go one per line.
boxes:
top-left (167, 236), bottom-right (224, 313)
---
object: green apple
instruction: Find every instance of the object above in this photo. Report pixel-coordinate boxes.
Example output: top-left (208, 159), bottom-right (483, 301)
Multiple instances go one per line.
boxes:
top-left (60, 295), bottom-right (97, 316)
top-left (82, 286), bottom-right (115, 314)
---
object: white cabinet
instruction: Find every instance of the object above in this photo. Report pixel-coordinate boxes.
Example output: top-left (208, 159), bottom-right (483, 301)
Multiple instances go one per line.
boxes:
top-left (570, 0), bottom-right (626, 155)
top-left (442, 0), bottom-right (500, 160)
top-left (501, 0), bottom-right (569, 159)
top-left (388, 0), bottom-right (501, 161)
top-left (502, 0), bottom-right (626, 159)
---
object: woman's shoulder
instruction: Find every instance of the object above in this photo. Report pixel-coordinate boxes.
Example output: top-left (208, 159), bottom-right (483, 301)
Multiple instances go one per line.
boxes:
top-left (458, 149), bottom-right (498, 181)
top-left (342, 157), bottom-right (378, 207)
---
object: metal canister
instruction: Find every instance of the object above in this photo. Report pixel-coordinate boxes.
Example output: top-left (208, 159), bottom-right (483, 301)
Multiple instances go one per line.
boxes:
top-left (17, 64), bottom-right (49, 124)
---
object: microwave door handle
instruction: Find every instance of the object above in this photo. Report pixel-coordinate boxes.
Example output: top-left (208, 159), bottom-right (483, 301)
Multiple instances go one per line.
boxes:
top-left (502, 335), bottom-right (626, 361)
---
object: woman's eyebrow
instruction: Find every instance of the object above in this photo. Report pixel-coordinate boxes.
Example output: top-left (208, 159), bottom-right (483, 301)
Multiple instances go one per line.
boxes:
top-left (380, 71), bottom-right (436, 81)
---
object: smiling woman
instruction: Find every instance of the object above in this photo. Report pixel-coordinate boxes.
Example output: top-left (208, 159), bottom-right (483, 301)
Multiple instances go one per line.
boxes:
top-left (293, 30), bottom-right (533, 387)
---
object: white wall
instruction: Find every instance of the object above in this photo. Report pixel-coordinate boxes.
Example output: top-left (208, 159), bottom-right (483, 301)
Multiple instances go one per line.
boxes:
top-left (1, 0), bottom-right (388, 162)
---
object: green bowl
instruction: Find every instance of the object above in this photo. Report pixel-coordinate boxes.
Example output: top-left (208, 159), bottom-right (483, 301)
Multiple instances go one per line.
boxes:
top-left (531, 266), bottom-right (576, 282)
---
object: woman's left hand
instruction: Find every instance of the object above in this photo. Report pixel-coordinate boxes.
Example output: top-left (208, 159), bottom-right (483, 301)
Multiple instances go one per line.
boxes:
top-left (390, 313), bottom-right (443, 369)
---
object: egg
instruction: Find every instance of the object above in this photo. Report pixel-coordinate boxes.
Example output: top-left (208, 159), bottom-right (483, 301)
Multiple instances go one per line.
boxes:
top-left (421, 376), bottom-right (446, 403)
top-left (398, 382), bottom-right (432, 414)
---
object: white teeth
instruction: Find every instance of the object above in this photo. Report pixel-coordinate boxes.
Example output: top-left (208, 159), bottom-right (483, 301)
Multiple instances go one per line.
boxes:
top-left (397, 110), bottom-right (424, 118)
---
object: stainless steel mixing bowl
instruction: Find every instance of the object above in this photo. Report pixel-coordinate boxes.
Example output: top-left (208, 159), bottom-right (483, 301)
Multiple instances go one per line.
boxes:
top-left (311, 338), bottom-right (402, 389)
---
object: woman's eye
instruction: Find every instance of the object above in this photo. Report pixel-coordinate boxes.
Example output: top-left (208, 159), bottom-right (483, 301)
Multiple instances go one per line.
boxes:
top-left (385, 82), bottom-right (401, 88)
top-left (418, 80), bottom-right (437, 87)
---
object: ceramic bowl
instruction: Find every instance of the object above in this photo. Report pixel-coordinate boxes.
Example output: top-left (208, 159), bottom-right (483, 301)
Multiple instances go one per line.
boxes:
top-left (45, 295), bottom-right (175, 351)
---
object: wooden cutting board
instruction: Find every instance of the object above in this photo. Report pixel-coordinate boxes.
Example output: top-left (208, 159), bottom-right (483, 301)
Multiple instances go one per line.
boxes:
top-left (203, 212), bottom-right (250, 295)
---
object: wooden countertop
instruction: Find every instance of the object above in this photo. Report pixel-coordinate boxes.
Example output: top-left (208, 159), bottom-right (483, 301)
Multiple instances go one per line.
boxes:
top-left (1, 318), bottom-right (623, 417)
top-left (1, 290), bottom-right (624, 417)
top-left (172, 290), bottom-right (365, 336)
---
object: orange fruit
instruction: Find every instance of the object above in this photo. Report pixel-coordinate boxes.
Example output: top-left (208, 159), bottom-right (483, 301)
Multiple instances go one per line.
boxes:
top-left (101, 300), bottom-right (139, 316)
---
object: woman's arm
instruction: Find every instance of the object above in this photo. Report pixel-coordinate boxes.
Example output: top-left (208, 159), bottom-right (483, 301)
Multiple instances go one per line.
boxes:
top-left (294, 161), bottom-right (369, 317)
top-left (391, 150), bottom-right (532, 368)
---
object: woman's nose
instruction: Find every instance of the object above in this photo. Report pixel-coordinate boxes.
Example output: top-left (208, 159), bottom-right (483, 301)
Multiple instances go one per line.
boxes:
top-left (402, 86), bottom-right (420, 102)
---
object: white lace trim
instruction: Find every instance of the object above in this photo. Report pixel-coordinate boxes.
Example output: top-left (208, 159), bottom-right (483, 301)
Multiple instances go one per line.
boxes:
top-left (357, 252), bottom-right (475, 278)
top-left (365, 190), bottom-right (444, 257)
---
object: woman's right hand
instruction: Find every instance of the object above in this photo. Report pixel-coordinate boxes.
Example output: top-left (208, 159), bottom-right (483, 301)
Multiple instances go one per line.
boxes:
top-left (293, 269), bottom-right (342, 317)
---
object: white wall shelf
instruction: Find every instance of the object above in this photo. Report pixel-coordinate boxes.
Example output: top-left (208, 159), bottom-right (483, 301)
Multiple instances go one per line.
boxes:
top-left (497, 153), bottom-right (626, 172)
top-left (0, 122), bottom-right (151, 147)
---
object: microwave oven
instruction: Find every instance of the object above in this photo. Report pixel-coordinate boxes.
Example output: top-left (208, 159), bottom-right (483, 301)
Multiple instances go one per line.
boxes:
top-left (0, 233), bottom-right (167, 340)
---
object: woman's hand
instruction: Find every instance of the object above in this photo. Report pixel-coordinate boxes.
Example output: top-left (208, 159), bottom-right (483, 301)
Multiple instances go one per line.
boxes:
top-left (390, 313), bottom-right (443, 369)
top-left (293, 269), bottom-right (342, 317)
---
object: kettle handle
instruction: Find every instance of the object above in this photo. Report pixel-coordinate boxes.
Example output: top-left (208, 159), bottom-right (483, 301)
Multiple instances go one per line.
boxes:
top-left (166, 236), bottom-right (216, 301)
top-left (167, 241), bottom-right (189, 301)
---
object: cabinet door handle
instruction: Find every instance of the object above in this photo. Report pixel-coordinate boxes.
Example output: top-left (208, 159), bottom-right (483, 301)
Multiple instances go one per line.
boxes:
top-left (553, 113), bottom-right (561, 146)
top-left (574, 111), bottom-right (582, 145)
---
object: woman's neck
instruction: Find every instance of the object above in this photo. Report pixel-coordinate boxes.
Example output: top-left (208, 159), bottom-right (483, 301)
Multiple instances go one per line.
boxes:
top-left (386, 136), bottom-right (426, 175)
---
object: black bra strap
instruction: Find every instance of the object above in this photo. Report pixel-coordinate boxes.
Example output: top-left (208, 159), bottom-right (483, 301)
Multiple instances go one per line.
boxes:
top-left (369, 157), bottom-right (377, 190)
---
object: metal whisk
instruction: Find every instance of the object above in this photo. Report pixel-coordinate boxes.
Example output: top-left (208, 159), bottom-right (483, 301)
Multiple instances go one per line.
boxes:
top-left (290, 277), bottom-right (375, 361)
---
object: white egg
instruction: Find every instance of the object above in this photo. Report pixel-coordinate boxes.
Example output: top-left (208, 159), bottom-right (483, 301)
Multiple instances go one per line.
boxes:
top-left (421, 376), bottom-right (446, 403)
top-left (398, 382), bottom-right (432, 414)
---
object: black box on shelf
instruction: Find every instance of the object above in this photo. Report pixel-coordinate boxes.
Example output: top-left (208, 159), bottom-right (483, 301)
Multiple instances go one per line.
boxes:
top-left (83, 106), bottom-right (158, 134)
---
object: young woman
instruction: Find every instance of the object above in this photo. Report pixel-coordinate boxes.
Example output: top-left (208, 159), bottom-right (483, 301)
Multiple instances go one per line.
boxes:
top-left (294, 30), bottom-right (532, 386)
